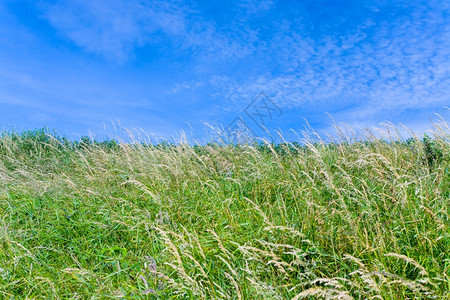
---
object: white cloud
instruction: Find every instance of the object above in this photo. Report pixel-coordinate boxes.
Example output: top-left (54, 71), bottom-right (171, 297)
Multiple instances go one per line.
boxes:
top-left (40, 0), bottom-right (189, 62)
top-left (237, 0), bottom-right (275, 15)
top-left (40, 0), bottom-right (253, 63)
top-left (205, 1), bottom-right (450, 128)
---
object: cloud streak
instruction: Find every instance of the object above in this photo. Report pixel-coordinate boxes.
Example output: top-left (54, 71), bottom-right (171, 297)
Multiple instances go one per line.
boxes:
top-left (40, 0), bottom-right (187, 62)
top-left (40, 0), bottom-right (254, 63)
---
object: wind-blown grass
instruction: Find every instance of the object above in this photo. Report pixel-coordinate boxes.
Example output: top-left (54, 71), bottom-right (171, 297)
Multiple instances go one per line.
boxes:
top-left (0, 123), bottom-right (449, 299)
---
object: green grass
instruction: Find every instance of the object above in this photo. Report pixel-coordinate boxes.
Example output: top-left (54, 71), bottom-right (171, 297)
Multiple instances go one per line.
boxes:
top-left (0, 125), bottom-right (449, 299)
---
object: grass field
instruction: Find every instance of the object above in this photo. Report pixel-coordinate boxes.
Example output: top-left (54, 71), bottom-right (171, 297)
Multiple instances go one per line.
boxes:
top-left (0, 124), bottom-right (449, 299)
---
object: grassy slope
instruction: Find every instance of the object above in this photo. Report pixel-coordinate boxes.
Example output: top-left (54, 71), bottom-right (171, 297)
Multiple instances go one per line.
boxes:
top-left (0, 128), bottom-right (449, 299)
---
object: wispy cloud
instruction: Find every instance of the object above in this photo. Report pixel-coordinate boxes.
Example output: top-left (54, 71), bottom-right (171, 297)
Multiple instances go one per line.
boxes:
top-left (39, 0), bottom-right (253, 63)
top-left (199, 0), bottom-right (450, 129)
top-left (35, 0), bottom-right (450, 124)
top-left (40, 0), bottom-right (188, 62)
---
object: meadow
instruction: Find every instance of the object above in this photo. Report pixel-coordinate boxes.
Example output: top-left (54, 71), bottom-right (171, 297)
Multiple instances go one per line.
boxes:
top-left (0, 124), bottom-right (449, 299)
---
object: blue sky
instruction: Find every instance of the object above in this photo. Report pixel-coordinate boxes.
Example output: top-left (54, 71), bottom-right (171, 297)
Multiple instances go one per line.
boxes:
top-left (0, 0), bottom-right (449, 142)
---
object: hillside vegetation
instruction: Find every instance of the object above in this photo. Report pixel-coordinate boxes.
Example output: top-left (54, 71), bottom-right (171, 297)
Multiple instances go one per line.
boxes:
top-left (0, 125), bottom-right (449, 299)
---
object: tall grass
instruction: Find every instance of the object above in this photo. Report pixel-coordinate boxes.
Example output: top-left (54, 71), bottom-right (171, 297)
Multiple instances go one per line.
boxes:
top-left (0, 123), bottom-right (449, 299)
